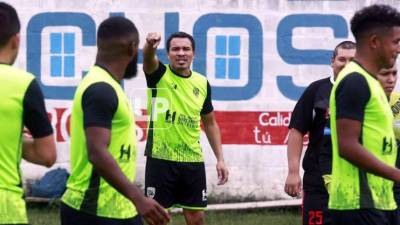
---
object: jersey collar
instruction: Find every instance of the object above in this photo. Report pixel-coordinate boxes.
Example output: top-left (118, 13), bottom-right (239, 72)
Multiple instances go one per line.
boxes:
top-left (330, 75), bottom-right (334, 84)
top-left (168, 65), bottom-right (192, 78)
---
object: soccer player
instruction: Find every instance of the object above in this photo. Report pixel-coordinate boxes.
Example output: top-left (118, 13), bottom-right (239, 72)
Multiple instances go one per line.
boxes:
top-left (377, 65), bottom-right (400, 225)
top-left (60, 17), bottom-right (170, 225)
top-left (329, 4), bottom-right (400, 224)
top-left (284, 41), bottom-right (355, 225)
top-left (0, 2), bottom-right (56, 224)
top-left (142, 31), bottom-right (229, 225)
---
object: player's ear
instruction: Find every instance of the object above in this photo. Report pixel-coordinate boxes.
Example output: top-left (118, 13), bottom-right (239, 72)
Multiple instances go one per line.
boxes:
top-left (10, 33), bottom-right (20, 50)
top-left (369, 34), bottom-right (380, 50)
top-left (127, 40), bottom-right (138, 57)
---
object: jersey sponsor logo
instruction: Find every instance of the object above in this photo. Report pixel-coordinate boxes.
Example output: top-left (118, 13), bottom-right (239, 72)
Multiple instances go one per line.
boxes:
top-left (165, 110), bottom-right (177, 124)
top-left (177, 114), bottom-right (199, 129)
top-left (382, 137), bottom-right (394, 155)
top-left (119, 144), bottom-right (131, 161)
top-left (146, 187), bottom-right (156, 199)
top-left (392, 100), bottom-right (400, 116)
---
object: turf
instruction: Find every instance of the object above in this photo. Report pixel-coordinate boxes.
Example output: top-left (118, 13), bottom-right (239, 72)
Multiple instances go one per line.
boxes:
top-left (28, 205), bottom-right (301, 225)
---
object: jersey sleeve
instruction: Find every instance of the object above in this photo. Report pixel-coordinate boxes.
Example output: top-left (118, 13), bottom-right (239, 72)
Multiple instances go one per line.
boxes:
top-left (335, 73), bottom-right (370, 122)
top-left (288, 84), bottom-right (315, 134)
top-left (145, 61), bottom-right (166, 88)
top-left (201, 81), bottom-right (214, 115)
top-left (23, 79), bottom-right (53, 138)
top-left (82, 82), bottom-right (118, 129)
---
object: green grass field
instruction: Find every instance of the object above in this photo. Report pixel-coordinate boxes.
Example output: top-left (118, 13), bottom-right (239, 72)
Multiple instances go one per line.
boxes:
top-left (28, 205), bottom-right (302, 225)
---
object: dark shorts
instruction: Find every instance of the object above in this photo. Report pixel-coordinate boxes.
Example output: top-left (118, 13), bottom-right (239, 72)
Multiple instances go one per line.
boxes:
top-left (60, 202), bottom-right (143, 225)
top-left (145, 157), bottom-right (207, 210)
top-left (331, 208), bottom-right (399, 225)
top-left (302, 191), bottom-right (331, 225)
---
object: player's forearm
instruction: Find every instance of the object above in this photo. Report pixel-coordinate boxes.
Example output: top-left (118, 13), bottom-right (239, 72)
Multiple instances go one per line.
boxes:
top-left (23, 135), bottom-right (56, 167)
top-left (143, 42), bottom-right (158, 74)
top-left (204, 121), bottom-right (224, 162)
top-left (287, 129), bottom-right (304, 174)
top-left (339, 142), bottom-right (400, 182)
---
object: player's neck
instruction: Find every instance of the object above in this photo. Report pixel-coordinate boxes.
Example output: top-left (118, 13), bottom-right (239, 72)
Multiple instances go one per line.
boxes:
top-left (354, 52), bottom-right (379, 78)
top-left (170, 65), bottom-right (191, 77)
top-left (0, 50), bottom-right (14, 65)
top-left (95, 60), bottom-right (124, 81)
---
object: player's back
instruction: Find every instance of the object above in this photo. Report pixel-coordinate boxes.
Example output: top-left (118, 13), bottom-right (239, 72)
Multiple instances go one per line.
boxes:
top-left (0, 64), bottom-right (34, 192)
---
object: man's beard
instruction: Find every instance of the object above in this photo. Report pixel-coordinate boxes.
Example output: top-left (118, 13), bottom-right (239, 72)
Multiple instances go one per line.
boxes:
top-left (123, 55), bottom-right (138, 79)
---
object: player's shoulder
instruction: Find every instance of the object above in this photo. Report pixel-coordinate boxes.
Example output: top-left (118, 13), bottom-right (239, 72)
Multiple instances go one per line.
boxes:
top-left (309, 77), bottom-right (331, 86)
top-left (0, 65), bottom-right (35, 85)
top-left (191, 70), bottom-right (209, 86)
top-left (2, 65), bottom-right (34, 79)
top-left (303, 76), bottom-right (331, 94)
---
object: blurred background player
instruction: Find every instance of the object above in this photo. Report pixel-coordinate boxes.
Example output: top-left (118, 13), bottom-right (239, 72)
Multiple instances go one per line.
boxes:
top-left (377, 65), bottom-right (400, 225)
top-left (143, 31), bottom-right (229, 225)
top-left (329, 4), bottom-right (400, 224)
top-left (60, 17), bottom-right (170, 225)
top-left (0, 2), bottom-right (56, 224)
top-left (284, 40), bottom-right (355, 225)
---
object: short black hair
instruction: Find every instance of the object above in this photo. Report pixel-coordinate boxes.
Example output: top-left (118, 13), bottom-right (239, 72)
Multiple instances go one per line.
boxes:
top-left (97, 16), bottom-right (138, 42)
top-left (351, 4), bottom-right (400, 42)
top-left (97, 16), bottom-right (138, 60)
top-left (166, 31), bottom-right (195, 52)
top-left (332, 41), bottom-right (356, 59)
top-left (0, 2), bottom-right (20, 47)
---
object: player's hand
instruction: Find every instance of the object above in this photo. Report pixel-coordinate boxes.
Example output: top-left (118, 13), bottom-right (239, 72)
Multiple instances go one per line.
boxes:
top-left (284, 172), bottom-right (302, 197)
top-left (135, 196), bottom-right (171, 225)
top-left (146, 32), bottom-right (161, 49)
top-left (23, 127), bottom-right (32, 138)
top-left (216, 160), bottom-right (229, 185)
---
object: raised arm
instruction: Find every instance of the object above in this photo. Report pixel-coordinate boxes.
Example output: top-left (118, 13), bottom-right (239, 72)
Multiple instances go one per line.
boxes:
top-left (143, 32), bottom-right (161, 75)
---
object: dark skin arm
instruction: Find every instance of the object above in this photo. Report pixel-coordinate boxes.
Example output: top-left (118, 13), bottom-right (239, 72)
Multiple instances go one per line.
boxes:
top-left (85, 127), bottom-right (171, 225)
top-left (337, 118), bottom-right (400, 182)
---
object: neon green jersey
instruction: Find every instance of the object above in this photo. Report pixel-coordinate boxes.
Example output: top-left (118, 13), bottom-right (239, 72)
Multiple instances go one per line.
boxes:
top-left (329, 61), bottom-right (397, 210)
top-left (0, 64), bottom-right (36, 224)
top-left (390, 92), bottom-right (400, 139)
top-left (145, 65), bottom-right (209, 162)
top-left (62, 66), bottom-right (138, 219)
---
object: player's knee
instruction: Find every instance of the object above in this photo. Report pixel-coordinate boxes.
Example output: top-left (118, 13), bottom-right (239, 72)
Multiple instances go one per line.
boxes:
top-left (184, 210), bottom-right (204, 225)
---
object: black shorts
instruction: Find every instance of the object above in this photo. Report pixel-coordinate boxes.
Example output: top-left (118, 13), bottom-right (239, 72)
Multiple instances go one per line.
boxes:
top-left (145, 157), bottom-right (207, 210)
top-left (302, 191), bottom-right (331, 225)
top-left (331, 208), bottom-right (398, 225)
top-left (60, 202), bottom-right (143, 225)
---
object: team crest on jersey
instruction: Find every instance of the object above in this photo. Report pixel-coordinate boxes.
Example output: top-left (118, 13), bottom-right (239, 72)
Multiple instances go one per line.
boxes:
top-left (147, 187), bottom-right (156, 199)
top-left (193, 87), bottom-right (200, 97)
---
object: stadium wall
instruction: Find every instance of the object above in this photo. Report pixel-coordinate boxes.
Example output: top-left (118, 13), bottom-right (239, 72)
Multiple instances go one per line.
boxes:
top-left (9, 0), bottom-right (400, 203)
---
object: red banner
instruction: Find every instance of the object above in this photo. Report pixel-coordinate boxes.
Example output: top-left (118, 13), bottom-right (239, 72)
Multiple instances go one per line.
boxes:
top-left (49, 108), bottom-right (292, 145)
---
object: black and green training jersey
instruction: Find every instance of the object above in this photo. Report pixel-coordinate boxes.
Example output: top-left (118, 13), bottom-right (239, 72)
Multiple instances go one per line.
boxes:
top-left (62, 66), bottom-right (138, 219)
top-left (0, 64), bottom-right (53, 224)
top-left (144, 62), bottom-right (213, 162)
top-left (329, 61), bottom-right (397, 210)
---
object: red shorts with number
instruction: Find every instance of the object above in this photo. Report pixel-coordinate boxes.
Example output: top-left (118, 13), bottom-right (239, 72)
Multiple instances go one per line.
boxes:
top-left (302, 191), bottom-right (331, 225)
